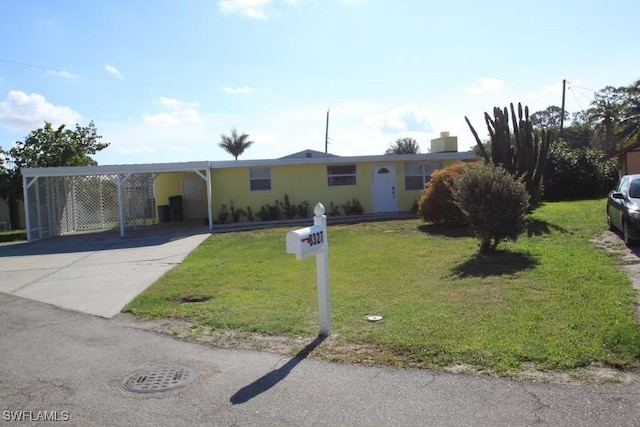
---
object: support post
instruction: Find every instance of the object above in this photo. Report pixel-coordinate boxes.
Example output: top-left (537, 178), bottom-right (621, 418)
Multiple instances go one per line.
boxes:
top-left (313, 203), bottom-right (331, 336)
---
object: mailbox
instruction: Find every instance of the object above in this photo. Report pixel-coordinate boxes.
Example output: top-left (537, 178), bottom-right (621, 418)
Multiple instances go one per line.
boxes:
top-left (286, 224), bottom-right (325, 260)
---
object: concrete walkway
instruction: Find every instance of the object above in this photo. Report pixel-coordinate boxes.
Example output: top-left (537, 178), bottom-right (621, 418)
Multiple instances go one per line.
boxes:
top-left (0, 224), bottom-right (210, 317)
top-left (1, 292), bottom-right (640, 426)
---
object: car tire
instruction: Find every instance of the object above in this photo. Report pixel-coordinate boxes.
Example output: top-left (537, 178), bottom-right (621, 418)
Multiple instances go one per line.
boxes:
top-left (623, 220), bottom-right (636, 247)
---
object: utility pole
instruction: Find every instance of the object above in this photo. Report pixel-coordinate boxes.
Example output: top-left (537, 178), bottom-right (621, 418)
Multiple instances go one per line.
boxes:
top-left (560, 79), bottom-right (566, 139)
top-left (325, 109), bottom-right (330, 153)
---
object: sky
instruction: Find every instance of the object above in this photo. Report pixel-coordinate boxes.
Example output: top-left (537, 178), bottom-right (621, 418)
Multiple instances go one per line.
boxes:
top-left (1, 0), bottom-right (639, 166)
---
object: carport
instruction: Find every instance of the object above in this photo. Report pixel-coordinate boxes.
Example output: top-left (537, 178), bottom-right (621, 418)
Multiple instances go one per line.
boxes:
top-left (22, 161), bottom-right (213, 242)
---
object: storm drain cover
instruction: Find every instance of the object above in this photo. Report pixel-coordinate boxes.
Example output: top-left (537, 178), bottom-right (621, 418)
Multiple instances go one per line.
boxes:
top-left (123, 365), bottom-right (197, 393)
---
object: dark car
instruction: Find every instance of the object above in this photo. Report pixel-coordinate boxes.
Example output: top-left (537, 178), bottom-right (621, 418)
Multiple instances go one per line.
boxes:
top-left (607, 174), bottom-right (640, 246)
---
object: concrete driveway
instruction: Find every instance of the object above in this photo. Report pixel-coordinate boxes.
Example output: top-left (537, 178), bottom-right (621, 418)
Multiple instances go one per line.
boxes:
top-left (0, 224), bottom-right (210, 317)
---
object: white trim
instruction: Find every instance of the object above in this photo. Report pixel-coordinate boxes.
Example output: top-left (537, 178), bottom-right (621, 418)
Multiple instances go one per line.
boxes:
top-left (21, 153), bottom-right (475, 178)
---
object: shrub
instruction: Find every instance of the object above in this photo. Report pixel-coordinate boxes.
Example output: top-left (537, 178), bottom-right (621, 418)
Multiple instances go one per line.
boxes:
top-left (452, 163), bottom-right (530, 253)
top-left (229, 202), bottom-right (245, 223)
top-left (258, 201), bottom-right (282, 221)
top-left (543, 141), bottom-right (618, 201)
top-left (218, 204), bottom-right (229, 224)
top-left (297, 200), bottom-right (311, 218)
top-left (329, 202), bottom-right (341, 216)
top-left (283, 193), bottom-right (297, 219)
top-left (418, 162), bottom-right (470, 224)
top-left (341, 198), bottom-right (364, 215)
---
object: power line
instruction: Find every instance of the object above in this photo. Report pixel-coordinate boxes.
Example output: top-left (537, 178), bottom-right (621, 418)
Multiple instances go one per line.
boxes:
top-left (0, 58), bottom-right (171, 90)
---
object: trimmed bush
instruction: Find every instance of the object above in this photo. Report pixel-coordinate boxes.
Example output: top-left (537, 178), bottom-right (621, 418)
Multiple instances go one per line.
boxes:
top-left (452, 163), bottom-right (530, 253)
top-left (418, 162), bottom-right (470, 224)
top-left (543, 141), bottom-right (617, 201)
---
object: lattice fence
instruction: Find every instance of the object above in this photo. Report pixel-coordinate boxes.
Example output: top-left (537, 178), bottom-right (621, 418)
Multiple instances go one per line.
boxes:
top-left (26, 173), bottom-right (156, 240)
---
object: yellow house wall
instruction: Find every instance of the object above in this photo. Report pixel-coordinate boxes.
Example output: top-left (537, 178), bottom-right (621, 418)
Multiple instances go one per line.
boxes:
top-left (397, 159), bottom-right (460, 211)
top-left (154, 172), bottom-right (203, 218)
top-left (211, 163), bottom-right (375, 218)
top-left (209, 160), bottom-right (463, 221)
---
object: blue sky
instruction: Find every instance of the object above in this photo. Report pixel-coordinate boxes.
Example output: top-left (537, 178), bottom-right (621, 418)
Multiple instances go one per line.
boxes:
top-left (1, 0), bottom-right (639, 165)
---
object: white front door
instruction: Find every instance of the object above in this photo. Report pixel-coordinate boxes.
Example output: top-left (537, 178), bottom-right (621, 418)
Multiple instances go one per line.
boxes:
top-left (372, 165), bottom-right (397, 213)
top-left (182, 178), bottom-right (206, 220)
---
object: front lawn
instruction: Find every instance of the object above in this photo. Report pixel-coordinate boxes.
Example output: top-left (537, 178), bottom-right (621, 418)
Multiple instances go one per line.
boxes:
top-left (125, 199), bottom-right (640, 374)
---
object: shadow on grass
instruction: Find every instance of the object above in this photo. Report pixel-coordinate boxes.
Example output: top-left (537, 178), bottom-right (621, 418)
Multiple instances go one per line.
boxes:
top-left (449, 250), bottom-right (539, 278)
top-left (417, 223), bottom-right (474, 238)
top-left (230, 334), bottom-right (326, 405)
top-left (524, 218), bottom-right (571, 237)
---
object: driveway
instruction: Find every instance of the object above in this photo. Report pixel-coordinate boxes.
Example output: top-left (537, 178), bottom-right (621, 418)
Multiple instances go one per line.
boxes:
top-left (0, 224), bottom-right (210, 317)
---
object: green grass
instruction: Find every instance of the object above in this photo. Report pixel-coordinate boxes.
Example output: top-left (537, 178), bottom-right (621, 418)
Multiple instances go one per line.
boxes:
top-left (125, 199), bottom-right (640, 374)
top-left (0, 229), bottom-right (26, 243)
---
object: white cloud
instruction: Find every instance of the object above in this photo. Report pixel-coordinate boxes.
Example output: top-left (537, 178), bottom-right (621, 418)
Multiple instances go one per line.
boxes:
top-left (466, 77), bottom-right (505, 94)
top-left (223, 86), bottom-right (254, 94)
top-left (364, 107), bottom-right (434, 134)
top-left (217, 0), bottom-right (295, 19)
top-left (143, 97), bottom-right (205, 126)
top-left (105, 64), bottom-right (123, 79)
top-left (157, 96), bottom-right (199, 110)
top-left (0, 90), bottom-right (82, 132)
top-left (144, 109), bottom-right (205, 126)
top-left (45, 69), bottom-right (77, 79)
top-left (119, 144), bottom-right (157, 155)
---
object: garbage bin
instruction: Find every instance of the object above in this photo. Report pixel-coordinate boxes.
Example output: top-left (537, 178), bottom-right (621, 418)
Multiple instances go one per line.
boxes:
top-left (157, 205), bottom-right (170, 223)
top-left (168, 195), bottom-right (183, 222)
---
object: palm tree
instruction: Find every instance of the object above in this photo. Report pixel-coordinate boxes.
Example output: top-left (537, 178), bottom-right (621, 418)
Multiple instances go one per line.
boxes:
top-left (586, 86), bottom-right (623, 153)
top-left (618, 80), bottom-right (640, 147)
top-left (219, 128), bottom-right (254, 160)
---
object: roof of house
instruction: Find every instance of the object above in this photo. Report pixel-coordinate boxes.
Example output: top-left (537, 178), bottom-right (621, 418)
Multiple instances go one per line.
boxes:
top-left (278, 149), bottom-right (339, 159)
top-left (604, 141), bottom-right (640, 160)
top-left (22, 151), bottom-right (477, 178)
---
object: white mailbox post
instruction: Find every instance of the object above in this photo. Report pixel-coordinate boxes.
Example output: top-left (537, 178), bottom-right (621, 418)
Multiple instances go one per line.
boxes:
top-left (286, 203), bottom-right (331, 336)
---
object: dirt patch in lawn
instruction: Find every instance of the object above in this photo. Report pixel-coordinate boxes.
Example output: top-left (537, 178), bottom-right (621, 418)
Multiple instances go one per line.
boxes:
top-left (113, 229), bottom-right (640, 385)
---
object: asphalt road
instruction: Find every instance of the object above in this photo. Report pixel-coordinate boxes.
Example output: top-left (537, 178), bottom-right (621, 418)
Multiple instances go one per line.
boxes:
top-left (1, 292), bottom-right (640, 427)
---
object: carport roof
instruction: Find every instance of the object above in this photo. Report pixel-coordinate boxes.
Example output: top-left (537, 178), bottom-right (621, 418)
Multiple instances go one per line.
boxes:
top-left (22, 161), bottom-right (210, 178)
top-left (22, 151), bottom-right (477, 178)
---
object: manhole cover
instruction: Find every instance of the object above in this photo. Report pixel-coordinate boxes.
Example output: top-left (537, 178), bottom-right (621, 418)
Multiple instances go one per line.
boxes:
top-left (123, 365), bottom-right (196, 393)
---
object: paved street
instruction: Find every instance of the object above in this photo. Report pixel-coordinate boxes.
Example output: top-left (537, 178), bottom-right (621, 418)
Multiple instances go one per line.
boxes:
top-left (1, 292), bottom-right (640, 426)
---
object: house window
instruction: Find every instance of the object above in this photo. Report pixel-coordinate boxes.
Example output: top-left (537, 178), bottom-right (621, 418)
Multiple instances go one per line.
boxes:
top-left (327, 165), bottom-right (356, 186)
top-left (404, 162), bottom-right (442, 190)
top-left (250, 167), bottom-right (271, 191)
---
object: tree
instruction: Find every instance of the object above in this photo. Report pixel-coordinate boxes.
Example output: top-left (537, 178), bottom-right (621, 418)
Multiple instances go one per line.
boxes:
top-left (0, 121), bottom-right (109, 226)
top-left (465, 102), bottom-right (550, 207)
top-left (385, 137), bottom-right (420, 154)
top-left (530, 105), bottom-right (568, 132)
top-left (452, 163), bottom-right (529, 253)
top-left (543, 141), bottom-right (617, 201)
top-left (618, 80), bottom-right (640, 147)
top-left (219, 128), bottom-right (254, 160)
top-left (561, 111), bottom-right (595, 148)
top-left (586, 86), bottom-right (624, 153)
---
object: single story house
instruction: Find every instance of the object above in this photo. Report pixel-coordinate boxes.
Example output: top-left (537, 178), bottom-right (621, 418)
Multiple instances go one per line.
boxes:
top-left (604, 141), bottom-right (640, 177)
top-left (22, 132), bottom-right (475, 242)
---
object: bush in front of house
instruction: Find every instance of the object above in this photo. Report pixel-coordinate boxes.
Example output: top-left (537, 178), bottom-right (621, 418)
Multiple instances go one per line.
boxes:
top-left (543, 141), bottom-right (618, 201)
top-left (452, 163), bottom-right (530, 253)
top-left (418, 162), bottom-right (470, 224)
